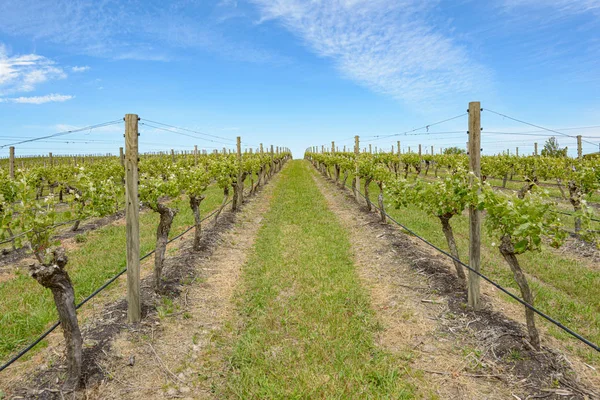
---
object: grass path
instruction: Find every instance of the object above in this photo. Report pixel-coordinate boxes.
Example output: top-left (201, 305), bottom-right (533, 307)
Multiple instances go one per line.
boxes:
top-left (224, 160), bottom-right (415, 399)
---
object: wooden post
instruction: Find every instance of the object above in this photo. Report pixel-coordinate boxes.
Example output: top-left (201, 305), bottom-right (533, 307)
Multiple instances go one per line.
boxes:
top-left (194, 145), bottom-right (198, 166)
top-left (171, 149), bottom-right (176, 163)
top-left (418, 144), bottom-right (422, 157)
top-left (9, 147), bottom-right (15, 179)
top-left (354, 136), bottom-right (360, 201)
top-left (49, 152), bottom-right (54, 167)
top-left (124, 114), bottom-right (141, 323)
top-left (534, 142), bottom-right (538, 156)
top-left (369, 144), bottom-right (372, 153)
top-left (516, 147), bottom-right (519, 157)
top-left (234, 136), bottom-right (242, 211)
top-left (260, 143), bottom-right (264, 154)
top-left (431, 145), bottom-right (434, 156)
top-left (577, 135), bottom-right (582, 159)
top-left (468, 102), bottom-right (481, 310)
top-left (343, 145), bottom-right (346, 152)
top-left (119, 147), bottom-right (124, 167)
top-left (331, 141), bottom-right (335, 153)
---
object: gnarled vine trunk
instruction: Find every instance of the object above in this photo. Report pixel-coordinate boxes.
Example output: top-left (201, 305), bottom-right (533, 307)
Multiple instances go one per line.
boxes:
top-left (568, 181), bottom-right (582, 232)
top-left (341, 171), bottom-right (349, 189)
top-left (189, 195), bottom-right (205, 251)
top-left (214, 187), bottom-right (230, 227)
top-left (499, 235), bottom-right (540, 350)
top-left (364, 178), bottom-right (373, 211)
top-left (377, 182), bottom-right (386, 223)
top-left (517, 177), bottom-right (537, 199)
top-left (71, 220), bottom-right (81, 232)
top-left (153, 202), bottom-right (178, 292)
top-left (439, 214), bottom-right (466, 282)
top-left (30, 248), bottom-right (82, 390)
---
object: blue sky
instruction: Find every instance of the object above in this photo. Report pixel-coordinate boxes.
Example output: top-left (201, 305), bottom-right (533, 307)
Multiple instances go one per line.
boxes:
top-left (1, 0), bottom-right (599, 158)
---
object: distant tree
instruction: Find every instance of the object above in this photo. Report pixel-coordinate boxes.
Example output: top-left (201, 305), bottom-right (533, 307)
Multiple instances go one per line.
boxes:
top-left (443, 147), bottom-right (466, 155)
top-left (541, 137), bottom-right (568, 158)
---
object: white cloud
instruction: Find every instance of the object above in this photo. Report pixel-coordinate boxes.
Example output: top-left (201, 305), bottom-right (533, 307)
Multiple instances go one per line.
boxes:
top-left (71, 65), bottom-right (90, 72)
top-left (250, 0), bottom-right (491, 105)
top-left (0, 93), bottom-right (74, 104)
top-left (0, 1), bottom-right (285, 65)
top-left (0, 44), bottom-right (67, 95)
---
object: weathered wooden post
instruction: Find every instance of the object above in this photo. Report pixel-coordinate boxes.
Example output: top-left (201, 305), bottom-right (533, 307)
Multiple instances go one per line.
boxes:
top-left (577, 135), bottom-right (582, 159)
top-left (9, 146), bottom-right (15, 179)
top-left (49, 152), bottom-right (54, 167)
top-left (468, 102), bottom-right (481, 310)
top-left (354, 136), bottom-right (360, 201)
top-left (233, 136), bottom-right (243, 210)
top-left (125, 114), bottom-right (141, 323)
top-left (534, 142), bottom-right (538, 156)
top-left (119, 147), bottom-right (124, 167)
top-left (194, 145), bottom-right (198, 166)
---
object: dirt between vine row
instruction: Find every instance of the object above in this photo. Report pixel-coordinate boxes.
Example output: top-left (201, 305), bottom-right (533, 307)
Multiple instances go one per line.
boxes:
top-left (311, 169), bottom-right (599, 400)
top-left (0, 169), bottom-right (284, 400)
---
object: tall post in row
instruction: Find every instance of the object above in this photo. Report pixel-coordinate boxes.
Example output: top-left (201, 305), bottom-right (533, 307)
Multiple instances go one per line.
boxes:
top-left (468, 102), bottom-right (481, 310)
top-left (397, 141), bottom-right (401, 156)
top-left (124, 114), bottom-right (141, 323)
top-left (234, 136), bottom-right (243, 211)
top-left (534, 142), bottom-right (538, 156)
top-left (354, 136), bottom-right (360, 201)
top-left (369, 144), bottom-right (372, 153)
top-left (431, 145), bottom-right (434, 156)
top-left (119, 147), bottom-right (124, 167)
top-left (49, 152), bottom-right (54, 167)
top-left (577, 135), bottom-right (582, 159)
top-left (194, 145), bottom-right (198, 166)
top-left (270, 145), bottom-right (275, 179)
top-left (331, 141), bottom-right (335, 153)
top-left (9, 146), bottom-right (15, 179)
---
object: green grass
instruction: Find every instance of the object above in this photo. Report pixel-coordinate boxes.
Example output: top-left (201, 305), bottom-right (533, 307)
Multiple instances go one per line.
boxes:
top-left (223, 161), bottom-right (416, 399)
top-left (0, 182), bottom-right (232, 363)
top-left (343, 168), bottom-right (600, 364)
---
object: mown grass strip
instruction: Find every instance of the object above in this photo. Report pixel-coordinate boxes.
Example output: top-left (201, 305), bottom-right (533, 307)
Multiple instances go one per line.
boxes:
top-left (225, 161), bottom-right (415, 399)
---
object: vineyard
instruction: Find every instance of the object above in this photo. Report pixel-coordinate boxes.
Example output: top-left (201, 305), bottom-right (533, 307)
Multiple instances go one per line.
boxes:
top-left (1, 108), bottom-right (600, 399)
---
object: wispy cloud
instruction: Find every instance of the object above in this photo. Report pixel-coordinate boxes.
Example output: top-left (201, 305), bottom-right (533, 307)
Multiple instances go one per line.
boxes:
top-left (71, 65), bottom-right (90, 72)
top-left (0, 0), bottom-right (285, 65)
top-left (250, 0), bottom-right (491, 105)
top-left (0, 93), bottom-right (74, 104)
top-left (0, 44), bottom-right (67, 95)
